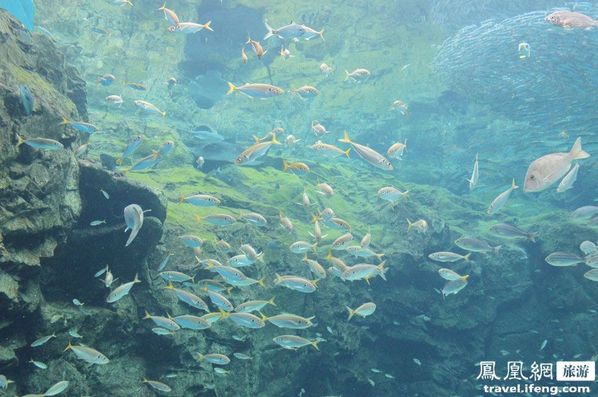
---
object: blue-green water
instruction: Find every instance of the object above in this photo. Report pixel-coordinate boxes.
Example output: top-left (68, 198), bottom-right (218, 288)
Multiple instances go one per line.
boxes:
top-left (0, 0), bottom-right (597, 396)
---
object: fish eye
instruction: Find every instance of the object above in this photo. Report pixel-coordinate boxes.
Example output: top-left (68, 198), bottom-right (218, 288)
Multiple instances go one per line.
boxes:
top-left (530, 175), bottom-right (536, 180)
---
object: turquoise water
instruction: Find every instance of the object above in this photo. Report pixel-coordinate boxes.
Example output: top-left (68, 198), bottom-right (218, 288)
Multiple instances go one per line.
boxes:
top-left (1, 0), bottom-right (597, 396)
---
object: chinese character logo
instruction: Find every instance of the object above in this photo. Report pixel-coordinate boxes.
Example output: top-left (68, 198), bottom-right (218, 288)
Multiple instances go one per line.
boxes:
top-left (476, 361), bottom-right (500, 381)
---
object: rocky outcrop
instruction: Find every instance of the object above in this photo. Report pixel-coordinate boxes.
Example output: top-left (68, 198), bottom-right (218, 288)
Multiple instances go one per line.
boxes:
top-left (0, 10), bottom-right (166, 391)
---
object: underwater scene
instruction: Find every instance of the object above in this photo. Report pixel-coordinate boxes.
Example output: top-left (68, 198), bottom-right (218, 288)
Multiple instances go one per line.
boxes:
top-left (0, 0), bottom-right (597, 396)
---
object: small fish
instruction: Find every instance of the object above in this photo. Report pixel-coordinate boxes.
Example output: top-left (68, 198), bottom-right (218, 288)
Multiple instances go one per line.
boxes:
top-left (442, 278), bottom-right (468, 297)
top-left (151, 327), bottom-right (173, 335)
top-left (279, 212), bottom-right (294, 232)
top-left (173, 314), bottom-right (211, 330)
top-left (245, 36), bottom-right (267, 58)
top-left (545, 252), bottom-right (585, 267)
top-left (227, 82), bottom-right (284, 99)
top-left (263, 21), bottom-right (306, 41)
top-left (180, 193), bottom-right (221, 207)
top-left (413, 358), bottom-right (422, 366)
top-left (214, 367), bottom-right (229, 375)
top-left (274, 274), bottom-right (318, 293)
top-left (345, 68), bottom-right (371, 82)
top-left (125, 81), bottom-right (146, 91)
top-left (556, 162), bottom-right (580, 193)
top-left (407, 219), bottom-right (428, 233)
top-left (29, 359), bottom-right (48, 369)
top-left (72, 298), bottom-right (84, 306)
top-left (64, 342), bottom-right (109, 365)
top-left (371, 368), bottom-right (381, 373)
top-left (290, 241), bottom-right (316, 254)
top-left (196, 214), bottom-right (236, 226)
top-left (117, 135), bottom-right (143, 164)
top-left (341, 263), bottom-right (387, 283)
top-left (524, 138), bottom-right (589, 192)
top-left (266, 313), bottom-right (315, 329)
top-left (468, 154), bottom-right (479, 191)
top-left (143, 379), bottom-right (172, 393)
top-left (17, 135), bottom-right (64, 151)
top-left (19, 85), bottom-right (34, 115)
top-left (160, 270), bottom-right (194, 283)
top-left (195, 155), bottom-right (205, 169)
top-left (235, 297), bottom-right (276, 313)
top-left (241, 46), bottom-right (248, 64)
top-left (105, 94), bottom-right (123, 106)
top-left (272, 335), bottom-right (321, 350)
top-left (223, 312), bottom-right (266, 329)
top-left (31, 334), bottom-right (56, 347)
top-left (197, 353), bottom-right (230, 365)
top-left (311, 141), bottom-right (350, 158)
top-left (385, 374), bottom-right (395, 379)
top-left (320, 63), bottom-right (333, 75)
top-left (339, 132), bottom-right (392, 170)
top-left (60, 117), bottom-right (98, 134)
top-left (332, 233), bottom-right (353, 250)
top-left (124, 204), bottom-right (144, 247)
top-left (428, 251), bottom-right (471, 263)
top-left (106, 273), bottom-right (141, 303)
top-left (207, 290), bottom-right (234, 311)
top-left (438, 268), bottom-right (469, 282)
top-left (285, 134), bottom-right (300, 147)
top-left (360, 230), bottom-right (371, 248)
top-left (387, 140), bottom-right (407, 159)
top-left (100, 189), bottom-right (110, 199)
top-left (571, 205), bottom-right (598, 222)
top-left (391, 99), bottom-right (409, 116)
top-left (134, 100), bottom-right (166, 117)
top-left (545, 10), bottom-right (598, 29)
top-left (540, 339), bottom-right (548, 351)
top-left (292, 85), bottom-right (320, 99)
top-left (346, 302), bottom-right (376, 320)
top-left (97, 74), bottom-right (116, 86)
top-left (378, 186), bottom-right (409, 203)
top-left (367, 378), bottom-right (375, 387)
top-left (157, 254), bottom-right (173, 271)
top-left (235, 136), bottom-right (281, 165)
top-left (165, 282), bottom-right (208, 311)
top-left (68, 329), bottom-right (82, 338)
top-left (143, 312), bottom-right (180, 331)
top-left (158, 140), bottom-right (175, 156)
top-left (233, 352), bottom-right (252, 360)
top-left (489, 223), bottom-right (536, 242)
top-left (240, 212), bottom-right (268, 227)
top-left (315, 182), bottom-right (334, 196)
top-left (283, 160), bottom-right (310, 173)
top-left (90, 220), bottom-right (106, 226)
top-left (43, 380), bottom-right (69, 396)
top-left (455, 236), bottom-right (501, 253)
top-left (487, 179), bottom-right (518, 215)
top-left (159, 1), bottom-right (179, 25)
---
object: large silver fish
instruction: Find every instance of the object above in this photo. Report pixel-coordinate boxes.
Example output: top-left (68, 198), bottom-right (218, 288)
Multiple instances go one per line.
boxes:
top-left (235, 136), bottom-right (280, 165)
top-left (124, 204), bottom-right (144, 246)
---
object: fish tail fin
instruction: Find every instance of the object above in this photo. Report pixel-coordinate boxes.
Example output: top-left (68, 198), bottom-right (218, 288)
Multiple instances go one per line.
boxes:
top-left (143, 311), bottom-right (151, 320)
top-left (326, 250), bottom-right (333, 261)
top-left (377, 261), bottom-right (387, 280)
top-left (16, 134), bottom-right (25, 147)
top-left (263, 20), bottom-right (274, 40)
top-left (133, 273), bottom-right (141, 283)
top-left (406, 218), bottom-right (413, 231)
top-left (197, 353), bottom-right (204, 361)
top-left (463, 253), bottom-right (472, 262)
top-left (161, 111), bottom-right (166, 117)
top-left (271, 134), bottom-right (281, 145)
top-left (226, 82), bottom-right (236, 95)
top-left (268, 296), bottom-right (276, 306)
top-left (158, 1), bottom-right (166, 10)
top-left (344, 70), bottom-right (350, 81)
top-left (318, 29), bottom-right (324, 41)
top-left (310, 339), bottom-right (321, 351)
top-left (346, 306), bottom-right (355, 321)
top-left (493, 245), bottom-right (502, 254)
top-left (282, 159), bottom-right (289, 172)
top-left (203, 21), bottom-right (213, 32)
top-left (165, 281), bottom-right (175, 290)
top-left (344, 147), bottom-right (351, 158)
top-left (511, 178), bottom-right (518, 190)
top-left (60, 116), bottom-right (69, 126)
top-left (178, 195), bottom-right (185, 203)
top-left (460, 274), bottom-right (470, 282)
top-left (218, 309), bottom-right (230, 319)
top-left (257, 278), bottom-right (266, 288)
top-left (63, 341), bottom-right (73, 352)
top-left (252, 134), bottom-right (260, 143)
top-left (569, 137), bottom-right (590, 160)
top-left (273, 273), bottom-right (281, 284)
top-left (338, 131), bottom-right (351, 143)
